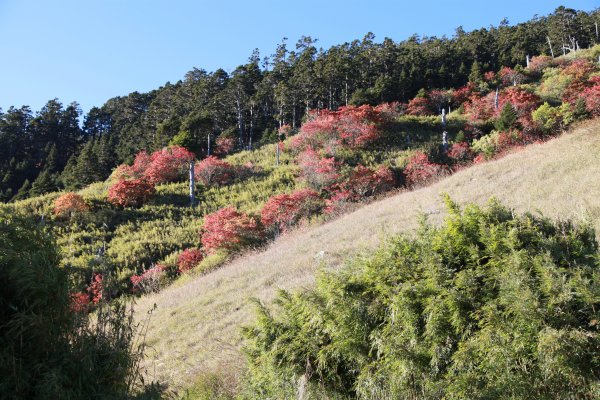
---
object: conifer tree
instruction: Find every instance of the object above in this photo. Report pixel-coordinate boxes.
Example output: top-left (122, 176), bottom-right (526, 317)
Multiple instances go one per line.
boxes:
top-left (12, 179), bottom-right (31, 201)
top-left (495, 102), bottom-right (518, 131)
top-left (30, 170), bottom-right (59, 196)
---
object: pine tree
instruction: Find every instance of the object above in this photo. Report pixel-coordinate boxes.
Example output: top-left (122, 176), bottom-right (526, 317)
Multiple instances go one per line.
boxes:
top-left (93, 135), bottom-right (116, 179)
top-left (12, 179), bottom-right (31, 201)
top-left (495, 103), bottom-right (519, 131)
top-left (469, 60), bottom-right (483, 85)
top-left (60, 154), bottom-right (79, 190)
top-left (45, 143), bottom-right (59, 173)
top-left (74, 140), bottom-right (101, 186)
top-left (30, 169), bottom-right (59, 196)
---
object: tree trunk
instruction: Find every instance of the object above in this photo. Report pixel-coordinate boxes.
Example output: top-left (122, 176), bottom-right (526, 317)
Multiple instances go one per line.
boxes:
top-left (345, 75), bottom-right (349, 106)
top-left (236, 97), bottom-right (244, 149)
top-left (249, 104), bottom-right (254, 150)
top-left (494, 88), bottom-right (499, 110)
top-left (547, 36), bottom-right (555, 58)
top-left (189, 161), bottom-right (195, 208)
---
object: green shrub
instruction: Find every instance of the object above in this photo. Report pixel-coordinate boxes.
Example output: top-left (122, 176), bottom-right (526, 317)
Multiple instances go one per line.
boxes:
top-left (181, 368), bottom-right (239, 400)
top-left (0, 213), bottom-right (162, 399)
top-left (243, 197), bottom-right (600, 399)
top-left (471, 131), bottom-right (500, 159)
top-left (532, 102), bottom-right (576, 134)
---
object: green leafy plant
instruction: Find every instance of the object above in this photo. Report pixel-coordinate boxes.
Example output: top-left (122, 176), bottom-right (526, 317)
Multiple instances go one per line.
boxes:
top-left (243, 198), bottom-right (600, 399)
top-left (0, 213), bottom-right (164, 399)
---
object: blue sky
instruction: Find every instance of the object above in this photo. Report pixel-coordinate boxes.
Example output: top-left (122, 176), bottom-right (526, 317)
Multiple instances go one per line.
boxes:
top-left (0, 0), bottom-right (596, 115)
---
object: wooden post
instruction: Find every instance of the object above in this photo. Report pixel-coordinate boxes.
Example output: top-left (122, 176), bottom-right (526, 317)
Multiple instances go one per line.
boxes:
top-left (189, 160), bottom-right (195, 208)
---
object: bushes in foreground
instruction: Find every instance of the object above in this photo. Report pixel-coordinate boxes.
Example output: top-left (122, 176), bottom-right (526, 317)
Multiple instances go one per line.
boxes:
top-left (243, 198), bottom-right (600, 399)
top-left (0, 214), bottom-right (162, 399)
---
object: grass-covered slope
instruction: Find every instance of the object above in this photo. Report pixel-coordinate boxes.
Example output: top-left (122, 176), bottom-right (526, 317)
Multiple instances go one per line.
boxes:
top-left (134, 119), bottom-right (600, 390)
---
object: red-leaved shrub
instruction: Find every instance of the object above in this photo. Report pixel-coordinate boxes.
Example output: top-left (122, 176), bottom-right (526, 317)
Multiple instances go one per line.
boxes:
top-left (527, 56), bottom-right (554, 74)
top-left (111, 164), bottom-right (137, 181)
top-left (291, 105), bottom-right (383, 153)
top-left (278, 124), bottom-right (292, 137)
top-left (339, 164), bottom-right (396, 200)
top-left (325, 165), bottom-right (396, 215)
top-left (406, 96), bottom-right (434, 116)
top-left (428, 89), bottom-right (452, 113)
top-left (374, 102), bottom-right (404, 118)
top-left (496, 130), bottom-right (525, 153)
top-left (214, 136), bottom-right (236, 157)
top-left (144, 146), bottom-right (195, 184)
top-left (194, 156), bottom-right (235, 186)
top-left (70, 292), bottom-right (91, 313)
top-left (497, 87), bottom-right (540, 119)
top-left (473, 153), bottom-right (486, 164)
top-left (113, 146), bottom-right (195, 184)
top-left (53, 192), bottom-right (88, 217)
top-left (177, 248), bottom-right (204, 272)
top-left (130, 264), bottom-right (166, 293)
top-left (201, 206), bottom-right (263, 254)
top-left (261, 189), bottom-right (323, 234)
top-left (132, 150), bottom-right (152, 176)
top-left (583, 80), bottom-right (600, 117)
top-left (71, 273), bottom-right (104, 312)
top-left (88, 273), bottom-right (103, 304)
top-left (498, 67), bottom-right (525, 86)
top-left (451, 84), bottom-right (476, 108)
top-left (297, 148), bottom-right (340, 191)
top-left (466, 92), bottom-right (496, 122)
top-left (561, 59), bottom-right (598, 103)
top-left (403, 152), bottom-right (445, 186)
top-left (324, 189), bottom-right (355, 216)
top-left (107, 178), bottom-right (155, 208)
top-left (448, 142), bottom-right (474, 164)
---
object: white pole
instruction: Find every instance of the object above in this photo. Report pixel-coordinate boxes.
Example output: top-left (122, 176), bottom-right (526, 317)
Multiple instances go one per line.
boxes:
top-left (189, 161), bottom-right (195, 207)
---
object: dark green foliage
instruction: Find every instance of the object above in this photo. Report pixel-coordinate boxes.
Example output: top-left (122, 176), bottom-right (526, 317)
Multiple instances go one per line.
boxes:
top-left (29, 169), bottom-right (60, 196)
top-left (12, 179), bottom-right (31, 201)
top-left (572, 97), bottom-right (590, 121)
top-left (0, 214), bottom-right (164, 399)
top-left (495, 102), bottom-right (519, 131)
top-left (258, 128), bottom-right (279, 145)
top-left (0, 100), bottom-right (84, 202)
top-left (350, 88), bottom-right (378, 106)
top-left (469, 60), bottom-right (483, 85)
top-left (172, 112), bottom-right (213, 156)
top-left (243, 198), bottom-right (600, 399)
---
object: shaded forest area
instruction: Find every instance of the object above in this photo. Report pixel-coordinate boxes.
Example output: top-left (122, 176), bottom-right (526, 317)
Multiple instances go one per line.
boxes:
top-left (1, 6), bottom-right (598, 202)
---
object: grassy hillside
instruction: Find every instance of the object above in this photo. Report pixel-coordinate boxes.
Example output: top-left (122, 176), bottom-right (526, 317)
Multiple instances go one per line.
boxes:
top-left (3, 47), bottom-right (599, 396)
top-left (133, 119), bottom-right (600, 391)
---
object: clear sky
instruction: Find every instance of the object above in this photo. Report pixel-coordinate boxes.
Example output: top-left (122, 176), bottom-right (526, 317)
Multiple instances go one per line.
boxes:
top-left (0, 0), bottom-right (596, 115)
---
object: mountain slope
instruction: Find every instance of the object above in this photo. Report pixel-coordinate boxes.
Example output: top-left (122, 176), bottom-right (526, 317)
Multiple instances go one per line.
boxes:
top-left (135, 119), bottom-right (600, 389)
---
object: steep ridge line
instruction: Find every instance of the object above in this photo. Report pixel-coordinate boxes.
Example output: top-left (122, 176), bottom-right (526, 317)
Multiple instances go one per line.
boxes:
top-left (135, 119), bottom-right (600, 389)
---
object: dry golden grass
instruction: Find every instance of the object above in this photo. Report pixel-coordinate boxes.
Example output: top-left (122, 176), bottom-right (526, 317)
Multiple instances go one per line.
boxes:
top-left (135, 119), bottom-right (600, 390)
